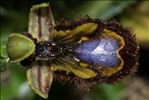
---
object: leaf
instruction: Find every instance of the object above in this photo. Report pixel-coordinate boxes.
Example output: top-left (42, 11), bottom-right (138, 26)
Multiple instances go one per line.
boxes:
top-left (0, 44), bottom-right (8, 58)
top-left (71, 1), bottom-right (136, 20)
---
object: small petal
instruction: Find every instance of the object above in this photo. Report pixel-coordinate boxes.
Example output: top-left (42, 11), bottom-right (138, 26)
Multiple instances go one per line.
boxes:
top-left (28, 3), bottom-right (55, 41)
top-left (27, 65), bottom-right (53, 99)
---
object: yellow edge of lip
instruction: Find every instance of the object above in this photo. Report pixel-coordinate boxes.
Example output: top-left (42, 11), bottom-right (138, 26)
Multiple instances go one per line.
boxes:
top-left (101, 29), bottom-right (125, 76)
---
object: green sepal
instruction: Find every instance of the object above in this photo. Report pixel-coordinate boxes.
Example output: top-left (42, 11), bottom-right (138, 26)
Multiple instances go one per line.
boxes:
top-left (7, 33), bottom-right (35, 63)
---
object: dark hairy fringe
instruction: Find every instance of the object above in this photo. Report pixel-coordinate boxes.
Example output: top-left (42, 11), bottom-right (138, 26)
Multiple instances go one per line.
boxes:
top-left (54, 18), bottom-right (139, 91)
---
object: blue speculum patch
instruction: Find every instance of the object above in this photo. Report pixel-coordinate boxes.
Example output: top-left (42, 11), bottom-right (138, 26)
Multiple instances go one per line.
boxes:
top-left (75, 38), bottom-right (119, 67)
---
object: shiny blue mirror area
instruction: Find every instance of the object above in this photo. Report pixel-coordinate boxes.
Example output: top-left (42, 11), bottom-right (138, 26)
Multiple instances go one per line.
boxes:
top-left (75, 38), bottom-right (120, 67)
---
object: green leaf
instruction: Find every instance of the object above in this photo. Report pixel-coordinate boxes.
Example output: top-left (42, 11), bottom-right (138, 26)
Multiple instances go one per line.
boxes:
top-left (71, 1), bottom-right (136, 20)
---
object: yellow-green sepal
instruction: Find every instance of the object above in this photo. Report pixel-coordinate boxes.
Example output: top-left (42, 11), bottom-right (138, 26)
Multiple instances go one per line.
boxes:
top-left (7, 33), bottom-right (35, 63)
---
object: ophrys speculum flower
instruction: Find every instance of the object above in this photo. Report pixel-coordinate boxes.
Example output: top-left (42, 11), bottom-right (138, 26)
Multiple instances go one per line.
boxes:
top-left (6, 3), bottom-right (139, 99)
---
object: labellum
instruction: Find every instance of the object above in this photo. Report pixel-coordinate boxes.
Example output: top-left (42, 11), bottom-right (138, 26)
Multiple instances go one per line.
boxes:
top-left (6, 3), bottom-right (139, 99)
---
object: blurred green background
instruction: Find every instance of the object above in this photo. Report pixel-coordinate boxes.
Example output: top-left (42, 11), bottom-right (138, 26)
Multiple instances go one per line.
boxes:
top-left (0, 0), bottom-right (149, 100)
